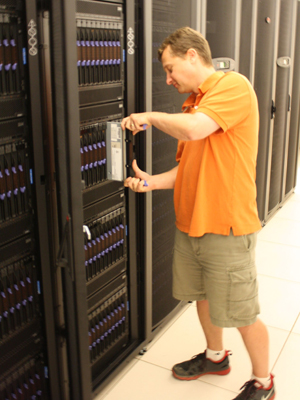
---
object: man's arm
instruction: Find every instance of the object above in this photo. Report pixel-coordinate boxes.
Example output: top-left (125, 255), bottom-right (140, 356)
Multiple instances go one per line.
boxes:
top-left (121, 111), bottom-right (220, 140)
top-left (124, 160), bottom-right (178, 192)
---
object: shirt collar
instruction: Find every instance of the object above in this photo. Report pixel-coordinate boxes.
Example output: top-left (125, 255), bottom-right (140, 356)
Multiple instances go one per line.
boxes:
top-left (182, 71), bottom-right (225, 111)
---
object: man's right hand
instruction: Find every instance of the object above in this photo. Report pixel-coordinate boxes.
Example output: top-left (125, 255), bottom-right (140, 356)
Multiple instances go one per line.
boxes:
top-left (124, 160), bottom-right (152, 192)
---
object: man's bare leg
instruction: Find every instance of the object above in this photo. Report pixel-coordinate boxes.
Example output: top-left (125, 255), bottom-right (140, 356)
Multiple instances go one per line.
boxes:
top-left (196, 300), bottom-right (223, 351)
top-left (237, 318), bottom-right (269, 378)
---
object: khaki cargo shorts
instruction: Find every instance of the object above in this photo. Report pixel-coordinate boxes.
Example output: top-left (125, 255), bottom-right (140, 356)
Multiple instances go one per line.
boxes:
top-left (172, 228), bottom-right (260, 328)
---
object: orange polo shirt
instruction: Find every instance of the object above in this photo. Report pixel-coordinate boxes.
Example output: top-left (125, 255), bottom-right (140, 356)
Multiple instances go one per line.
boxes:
top-left (174, 71), bottom-right (262, 237)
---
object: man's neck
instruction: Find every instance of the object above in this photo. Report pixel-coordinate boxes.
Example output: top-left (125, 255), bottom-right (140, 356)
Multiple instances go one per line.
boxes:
top-left (193, 66), bottom-right (216, 94)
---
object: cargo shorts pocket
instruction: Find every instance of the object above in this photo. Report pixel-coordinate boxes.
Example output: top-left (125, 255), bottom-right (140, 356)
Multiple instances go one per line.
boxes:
top-left (227, 265), bottom-right (260, 321)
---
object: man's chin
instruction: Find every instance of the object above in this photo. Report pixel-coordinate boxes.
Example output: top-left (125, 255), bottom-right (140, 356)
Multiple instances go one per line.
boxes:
top-left (176, 87), bottom-right (188, 94)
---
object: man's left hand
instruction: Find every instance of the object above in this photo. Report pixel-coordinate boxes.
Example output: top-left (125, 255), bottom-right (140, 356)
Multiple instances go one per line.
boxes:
top-left (121, 112), bottom-right (151, 134)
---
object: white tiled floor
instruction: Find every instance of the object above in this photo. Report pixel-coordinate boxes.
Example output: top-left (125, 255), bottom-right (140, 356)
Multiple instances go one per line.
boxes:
top-left (97, 163), bottom-right (300, 400)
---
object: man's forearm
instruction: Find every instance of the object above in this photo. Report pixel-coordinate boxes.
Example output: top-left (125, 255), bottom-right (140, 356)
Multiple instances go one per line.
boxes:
top-left (147, 111), bottom-right (220, 141)
top-left (149, 112), bottom-right (195, 140)
top-left (122, 108), bottom-right (220, 140)
top-left (151, 165), bottom-right (178, 190)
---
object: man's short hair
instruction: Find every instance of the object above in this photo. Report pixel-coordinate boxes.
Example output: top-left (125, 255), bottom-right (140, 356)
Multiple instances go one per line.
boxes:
top-left (158, 27), bottom-right (213, 67)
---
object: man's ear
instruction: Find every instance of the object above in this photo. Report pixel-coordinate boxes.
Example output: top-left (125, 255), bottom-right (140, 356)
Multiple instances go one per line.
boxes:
top-left (186, 48), bottom-right (198, 64)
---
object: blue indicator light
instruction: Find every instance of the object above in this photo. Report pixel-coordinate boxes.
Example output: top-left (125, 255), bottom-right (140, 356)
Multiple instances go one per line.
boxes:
top-left (22, 48), bottom-right (27, 65)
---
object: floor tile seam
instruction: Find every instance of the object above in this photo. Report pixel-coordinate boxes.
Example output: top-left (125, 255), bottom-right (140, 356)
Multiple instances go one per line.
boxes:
top-left (257, 238), bottom-right (300, 249)
top-left (270, 313), bottom-right (300, 372)
top-left (137, 357), bottom-right (173, 371)
top-left (197, 378), bottom-right (239, 396)
top-left (257, 272), bottom-right (300, 286)
top-left (290, 330), bottom-right (300, 338)
top-left (137, 359), bottom-right (239, 395)
top-left (290, 312), bottom-right (300, 336)
top-left (264, 321), bottom-right (297, 336)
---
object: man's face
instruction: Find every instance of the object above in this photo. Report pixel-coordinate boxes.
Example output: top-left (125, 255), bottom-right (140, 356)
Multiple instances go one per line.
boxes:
top-left (161, 46), bottom-right (194, 94)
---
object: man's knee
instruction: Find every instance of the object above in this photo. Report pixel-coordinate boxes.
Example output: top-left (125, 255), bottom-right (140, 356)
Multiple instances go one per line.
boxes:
top-left (237, 318), bottom-right (267, 336)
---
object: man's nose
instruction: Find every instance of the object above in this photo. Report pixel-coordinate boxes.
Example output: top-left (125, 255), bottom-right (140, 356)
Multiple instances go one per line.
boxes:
top-left (166, 73), bottom-right (172, 85)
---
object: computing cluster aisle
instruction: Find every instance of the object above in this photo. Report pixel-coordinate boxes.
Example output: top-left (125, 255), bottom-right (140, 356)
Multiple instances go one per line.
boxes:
top-left (97, 161), bottom-right (300, 400)
top-left (0, 0), bottom-right (300, 399)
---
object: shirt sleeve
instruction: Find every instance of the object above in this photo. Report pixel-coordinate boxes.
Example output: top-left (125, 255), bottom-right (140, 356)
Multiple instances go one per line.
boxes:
top-left (197, 73), bottom-right (252, 133)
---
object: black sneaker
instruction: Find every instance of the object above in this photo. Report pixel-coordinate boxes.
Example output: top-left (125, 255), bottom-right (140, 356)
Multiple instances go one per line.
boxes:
top-left (172, 350), bottom-right (231, 381)
top-left (233, 374), bottom-right (275, 399)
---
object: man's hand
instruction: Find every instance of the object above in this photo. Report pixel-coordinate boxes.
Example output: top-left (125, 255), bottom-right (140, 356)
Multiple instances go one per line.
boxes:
top-left (124, 160), bottom-right (152, 192)
top-left (121, 113), bottom-right (151, 134)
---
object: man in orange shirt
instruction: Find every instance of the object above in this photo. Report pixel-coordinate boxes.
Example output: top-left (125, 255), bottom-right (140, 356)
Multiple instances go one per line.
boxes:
top-left (121, 27), bottom-right (275, 400)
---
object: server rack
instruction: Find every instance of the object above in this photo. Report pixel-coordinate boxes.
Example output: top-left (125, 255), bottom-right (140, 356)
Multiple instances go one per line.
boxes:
top-left (239, 0), bottom-right (258, 85)
top-left (206, 0), bottom-right (241, 72)
top-left (141, 0), bottom-right (202, 340)
top-left (205, 0), bottom-right (300, 225)
top-left (285, 0), bottom-right (300, 198)
top-left (254, 0), bottom-right (299, 223)
top-left (38, 0), bottom-right (154, 398)
top-left (267, 0), bottom-right (298, 218)
top-left (0, 0), bottom-right (60, 399)
top-left (254, 0), bottom-right (281, 222)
